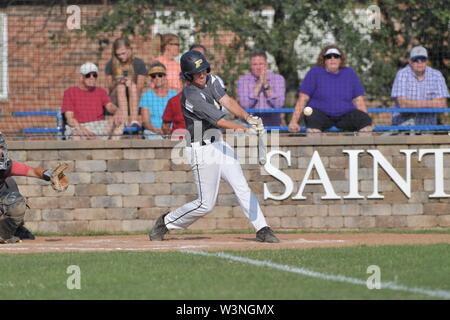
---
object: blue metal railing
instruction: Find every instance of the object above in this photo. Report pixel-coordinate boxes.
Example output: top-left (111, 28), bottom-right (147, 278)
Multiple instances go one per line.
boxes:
top-left (12, 107), bottom-right (450, 134)
top-left (13, 110), bottom-right (142, 135)
top-left (244, 107), bottom-right (450, 114)
top-left (246, 107), bottom-right (450, 132)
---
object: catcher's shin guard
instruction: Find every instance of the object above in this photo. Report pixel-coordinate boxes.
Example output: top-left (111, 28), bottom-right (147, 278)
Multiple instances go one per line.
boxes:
top-left (0, 192), bottom-right (26, 241)
top-left (0, 216), bottom-right (19, 241)
top-left (14, 222), bottom-right (35, 240)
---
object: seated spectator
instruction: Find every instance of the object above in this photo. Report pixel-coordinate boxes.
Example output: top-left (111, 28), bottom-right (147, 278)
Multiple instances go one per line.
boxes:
top-left (62, 62), bottom-right (124, 140)
top-left (288, 45), bottom-right (372, 133)
top-left (162, 90), bottom-right (186, 137)
top-left (391, 46), bottom-right (449, 126)
top-left (237, 50), bottom-right (286, 126)
top-left (105, 37), bottom-right (147, 128)
top-left (139, 62), bottom-right (177, 139)
top-left (155, 33), bottom-right (182, 92)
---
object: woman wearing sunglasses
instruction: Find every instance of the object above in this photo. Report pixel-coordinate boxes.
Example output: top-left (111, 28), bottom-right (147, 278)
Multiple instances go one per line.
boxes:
top-left (289, 45), bottom-right (372, 133)
top-left (139, 62), bottom-right (177, 139)
top-left (155, 33), bottom-right (182, 92)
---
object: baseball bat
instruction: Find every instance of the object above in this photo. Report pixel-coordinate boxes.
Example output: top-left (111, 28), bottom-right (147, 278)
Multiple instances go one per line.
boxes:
top-left (257, 130), bottom-right (267, 165)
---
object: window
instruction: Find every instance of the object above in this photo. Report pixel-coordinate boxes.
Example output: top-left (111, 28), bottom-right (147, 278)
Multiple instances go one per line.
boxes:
top-left (0, 13), bottom-right (7, 100)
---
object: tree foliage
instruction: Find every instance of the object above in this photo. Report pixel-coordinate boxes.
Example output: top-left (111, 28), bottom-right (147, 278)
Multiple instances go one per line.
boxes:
top-left (85, 0), bottom-right (449, 104)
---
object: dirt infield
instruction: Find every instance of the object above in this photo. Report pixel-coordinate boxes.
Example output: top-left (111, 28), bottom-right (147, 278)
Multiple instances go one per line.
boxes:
top-left (1, 232), bottom-right (450, 254)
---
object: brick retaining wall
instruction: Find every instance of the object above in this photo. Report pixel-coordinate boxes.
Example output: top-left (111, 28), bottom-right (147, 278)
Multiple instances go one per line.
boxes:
top-left (8, 135), bottom-right (450, 234)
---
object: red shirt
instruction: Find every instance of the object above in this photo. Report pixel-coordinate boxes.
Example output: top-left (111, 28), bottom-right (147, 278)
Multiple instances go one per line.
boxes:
top-left (162, 92), bottom-right (186, 132)
top-left (62, 86), bottom-right (111, 123)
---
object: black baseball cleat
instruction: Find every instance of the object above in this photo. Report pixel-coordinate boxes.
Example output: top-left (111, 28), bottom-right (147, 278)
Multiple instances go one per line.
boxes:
top-left (0, 236), bottom-right (22, 244)
top-left (256, 226), bottom-right (280, 243)
top-left (149, 213), bottom-right (169, 241)
top-left (14, 224), bottom-right (36, 240)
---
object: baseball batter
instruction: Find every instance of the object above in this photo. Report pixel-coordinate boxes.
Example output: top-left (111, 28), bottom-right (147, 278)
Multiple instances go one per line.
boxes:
top-left (0, 133), bottom-right (69, 244)
top-left (149, 50), bottom-right (279, 243)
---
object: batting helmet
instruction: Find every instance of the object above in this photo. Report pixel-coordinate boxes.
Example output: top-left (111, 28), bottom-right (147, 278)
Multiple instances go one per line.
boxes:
top-left (180, 50), bottom-right (211, 81)
top-left (0, 133), bottom-right (11, 171)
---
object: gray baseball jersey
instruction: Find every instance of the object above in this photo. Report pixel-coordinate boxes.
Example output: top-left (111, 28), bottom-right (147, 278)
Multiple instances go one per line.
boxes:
top-left (182, 75), bottom-right (227, 142)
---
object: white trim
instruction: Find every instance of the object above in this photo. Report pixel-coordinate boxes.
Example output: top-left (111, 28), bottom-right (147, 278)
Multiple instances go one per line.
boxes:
top-left (185, 99), bottom-right (194, 112)
top-left (0, 13), bottom-right (8, 100)
top-left (183, 250), bottom-right (450, 299)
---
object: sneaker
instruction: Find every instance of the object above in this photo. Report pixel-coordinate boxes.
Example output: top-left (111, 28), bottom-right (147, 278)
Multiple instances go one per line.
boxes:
top-left (149, 213), bottom-right (169, 241)
top-left (256, 226), bottom-right (280, 243)
top-left (0, 236), bottom-right (22, 244)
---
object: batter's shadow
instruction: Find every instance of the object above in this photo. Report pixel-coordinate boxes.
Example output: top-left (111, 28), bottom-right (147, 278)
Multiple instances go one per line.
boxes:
top-left (237, 236), bottom-right (260, 242)
top-left (167, 236), bottom-right (212, 241)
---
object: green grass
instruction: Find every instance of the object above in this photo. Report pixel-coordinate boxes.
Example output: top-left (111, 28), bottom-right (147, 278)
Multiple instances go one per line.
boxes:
top-left (1, 244), bottom-right (450, 299)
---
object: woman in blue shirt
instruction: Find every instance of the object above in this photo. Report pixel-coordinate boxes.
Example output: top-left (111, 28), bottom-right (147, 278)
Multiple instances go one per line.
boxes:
top-left (139, 62), bottom-right (178, 139)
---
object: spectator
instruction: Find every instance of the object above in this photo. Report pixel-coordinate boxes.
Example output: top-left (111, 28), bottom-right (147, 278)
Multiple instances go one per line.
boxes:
top-left (288, 45), bottom-right (372, 133)
top-left (155, 33), bottom-right (182, 92)
top-left (105, 37), bottom-right (148, 128)
top-left (62, 62), bottom-right (124, 140)
top-left (139, 62), bottom-right (177, 139)
top-left (162, 79), bottom-right (187, 136)
top-left (391, 46), bottom-right (449, 126)
top-left (189, 44), bottom-right (207, 57)
top-left (237, 50), bottom-right (286, 126)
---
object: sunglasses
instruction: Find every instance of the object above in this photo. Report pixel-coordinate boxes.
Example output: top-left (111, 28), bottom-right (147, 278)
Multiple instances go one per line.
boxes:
top-left (84, 72), bottom-right (98, 79)
top-left (324, 54), bottom-right (341, 60)
top-left (169, 43), bottom-right (180, 46)
top-left (150, 73), bottom-right (165, 79)
top-left (411, 56), bottom-right (427, 63)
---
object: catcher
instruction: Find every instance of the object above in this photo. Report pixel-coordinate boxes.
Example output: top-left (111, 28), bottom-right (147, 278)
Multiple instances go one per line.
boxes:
top-left (0, 133), bottom-right (69, 244)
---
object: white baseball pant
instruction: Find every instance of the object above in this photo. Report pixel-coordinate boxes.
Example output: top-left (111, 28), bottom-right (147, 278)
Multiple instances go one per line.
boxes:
top-left (164, 140), bottom-right (268, 231)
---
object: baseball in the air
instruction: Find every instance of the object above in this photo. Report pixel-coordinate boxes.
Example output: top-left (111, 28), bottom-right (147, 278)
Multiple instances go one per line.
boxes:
top-left (303, 106), bottom-right (313, 116)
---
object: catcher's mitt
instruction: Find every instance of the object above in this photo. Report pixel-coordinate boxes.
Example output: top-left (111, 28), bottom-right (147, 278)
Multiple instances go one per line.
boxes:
top-left (43, 163), bottom-right (69, 192)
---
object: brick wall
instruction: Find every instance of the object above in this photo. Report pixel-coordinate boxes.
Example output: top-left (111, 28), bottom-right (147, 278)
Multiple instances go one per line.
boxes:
top-left (0, 4), bottom-right (240, 134)
top-left (0, 4), bottom-right (159, 133)
top-left (8, 135), bottom-right (450, 234)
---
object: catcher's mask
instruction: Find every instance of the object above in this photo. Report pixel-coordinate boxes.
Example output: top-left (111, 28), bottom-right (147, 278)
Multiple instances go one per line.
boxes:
top-left (180, 50), bottom-right (211, 82)
top-left (0, 134), bottom-right (11, 171)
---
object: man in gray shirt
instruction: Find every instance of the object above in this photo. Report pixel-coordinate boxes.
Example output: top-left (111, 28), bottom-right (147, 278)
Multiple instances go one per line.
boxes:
top-left (149, 50), bottom-right (279, 243)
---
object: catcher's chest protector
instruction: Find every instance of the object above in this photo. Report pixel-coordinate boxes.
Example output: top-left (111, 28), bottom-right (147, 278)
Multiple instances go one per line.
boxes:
top-left (0, 162), bottom-right (13, 190)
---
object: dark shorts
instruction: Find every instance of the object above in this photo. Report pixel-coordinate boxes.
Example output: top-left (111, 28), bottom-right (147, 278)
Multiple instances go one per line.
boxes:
top-left (305, 108), bottom-right (372, 132)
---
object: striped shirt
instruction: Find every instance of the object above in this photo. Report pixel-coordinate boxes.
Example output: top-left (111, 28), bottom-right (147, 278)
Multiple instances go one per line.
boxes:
top-left (391, 65), bottom-right (449, 125)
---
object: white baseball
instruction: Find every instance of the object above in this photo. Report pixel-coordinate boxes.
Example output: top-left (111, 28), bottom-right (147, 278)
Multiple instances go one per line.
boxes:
top-left (303, 106), bottom-right (313, 116)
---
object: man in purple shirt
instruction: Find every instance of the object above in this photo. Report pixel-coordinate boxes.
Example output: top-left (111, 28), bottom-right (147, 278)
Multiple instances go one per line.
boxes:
top-left (288, 46), bottom-right (372, 133)
top-left (237, 50), bottom-right (286, 126)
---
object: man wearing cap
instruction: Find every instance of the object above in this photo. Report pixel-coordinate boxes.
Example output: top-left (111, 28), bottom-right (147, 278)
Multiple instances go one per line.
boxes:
top-left (62, 62), bottom-right (124, 140)
top-left (139, 62), bottom-right (177, 139)
top-left (391, 46), bottom-right (449, 126)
